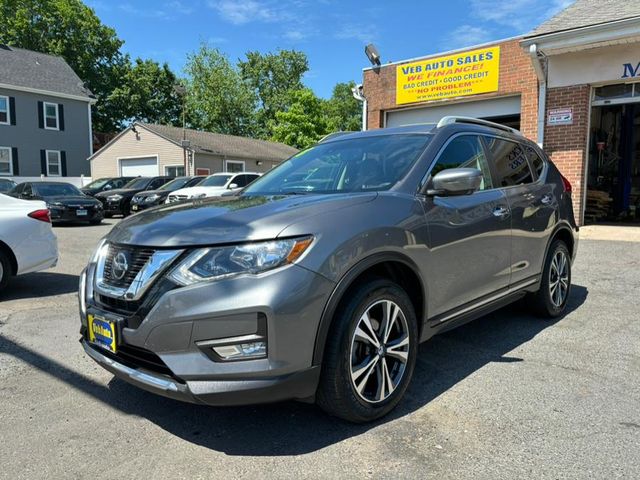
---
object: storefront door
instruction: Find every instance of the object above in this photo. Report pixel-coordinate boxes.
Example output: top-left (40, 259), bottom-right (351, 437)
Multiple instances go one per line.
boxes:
top-left (586, 83), bottom-right (640, 223)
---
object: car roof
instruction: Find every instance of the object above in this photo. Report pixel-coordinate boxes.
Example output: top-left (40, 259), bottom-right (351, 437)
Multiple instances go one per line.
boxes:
top-left (319, 118), bottom-right (526, 145)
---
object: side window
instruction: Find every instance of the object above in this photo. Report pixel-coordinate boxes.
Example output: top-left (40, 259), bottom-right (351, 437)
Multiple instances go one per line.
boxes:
top-left (431, 135), bottom-right (493, 191)
top-left (247, 174), bottom-right (260, 185)
top-left (484, 137), bottom-right (534, 187)
top-left (149, 178), bottom-right (165, 189)
top-left (524, 144), bottom-right (545, 179)
top-left (232, 175), bottom-right (248, 187)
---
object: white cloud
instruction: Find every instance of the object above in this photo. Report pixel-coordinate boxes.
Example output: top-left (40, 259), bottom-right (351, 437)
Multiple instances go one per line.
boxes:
top-left (443, 24), bottom-right (493, 49)
top-left (208, 0), bottom-right (286, 25)
top-left (470, 0), bottom-right (573, 32)
top-left (334, 24), bottom-right (377, 44)
top-left (165, 0), bottom-right (196, 15)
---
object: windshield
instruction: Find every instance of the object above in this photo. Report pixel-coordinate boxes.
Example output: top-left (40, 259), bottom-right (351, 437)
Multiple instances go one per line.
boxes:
top-left (123, 178), bottom-right (150, 190)
top-left (83, 178), bottom-right (110, 189)
top-left (159, 177), bottom-right (192, 191)
top-left (201, 175), bottom-right (232, 187)
top-left (36, 183), bottom-right (82, 197)
top-left (244, 134), bottom-right (431, 195)
top-left (0, 180), bottom-right (16, 193)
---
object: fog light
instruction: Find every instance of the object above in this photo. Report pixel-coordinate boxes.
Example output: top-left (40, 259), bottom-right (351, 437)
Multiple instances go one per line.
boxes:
top-left (212, 342), bottom-right (266, 360)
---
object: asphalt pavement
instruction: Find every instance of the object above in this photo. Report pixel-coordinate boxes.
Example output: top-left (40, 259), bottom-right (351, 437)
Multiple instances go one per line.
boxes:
top-left (0, 220), bottom-right (638, 479)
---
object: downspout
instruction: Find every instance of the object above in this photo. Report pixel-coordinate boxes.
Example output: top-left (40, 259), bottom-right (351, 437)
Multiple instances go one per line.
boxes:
top-left (352, 84), bottom-right (367, 131)
top-left (529, 44), bottom-right (547, 147)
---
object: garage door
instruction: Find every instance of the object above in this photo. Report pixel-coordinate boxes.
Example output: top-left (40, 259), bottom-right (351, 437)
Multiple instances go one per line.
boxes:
top-left (119, 157), bottom-right (158, 176)
top-left (386, 96), bottom-right (521, 128)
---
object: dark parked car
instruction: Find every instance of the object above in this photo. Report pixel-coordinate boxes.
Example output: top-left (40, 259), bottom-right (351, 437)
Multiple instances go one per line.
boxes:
top-left (95, 176), bottom-right (172, 217)
top-left (0, 178), bottom-right (17, 193)
top-left (130, 176), bottom-right (206, 212)
top-left (81, 177), bottom-right (136, 197)
top-left (9, 181), bottom-right (103, 225)
top-left (80, 117), bottom-right (578, 423)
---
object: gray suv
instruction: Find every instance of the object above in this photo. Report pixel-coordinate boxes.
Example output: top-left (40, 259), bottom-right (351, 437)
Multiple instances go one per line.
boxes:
top-left (79, 117), bottom-right (578, 423)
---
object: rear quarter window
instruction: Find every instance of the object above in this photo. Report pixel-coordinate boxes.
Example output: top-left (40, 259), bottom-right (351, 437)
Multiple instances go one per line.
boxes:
top-left (484, 137), bottom-right (534, 187)
top-left (524, 144), bottom-right (545, 179)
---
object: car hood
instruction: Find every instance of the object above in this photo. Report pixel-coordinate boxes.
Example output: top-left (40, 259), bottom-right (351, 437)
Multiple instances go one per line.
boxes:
top-left (95, 188), bottom-right (142, 199)
top-left (169, 186), bottom-right (227, 197)
top-left (135, 189), bottom-right (169, 198)
top-left (107, 193), bottom-right (377, 247)
top-left (45, 195), bottom-right (99, 205)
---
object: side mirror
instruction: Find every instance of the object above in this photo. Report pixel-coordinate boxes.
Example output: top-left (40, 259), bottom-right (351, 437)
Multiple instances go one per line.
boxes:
top-left (104, 184), bottom-right (113, 191)
top-left (427, 168), bottom-right (482, 196)
top-left (228, 183), bottom-right (238, 189)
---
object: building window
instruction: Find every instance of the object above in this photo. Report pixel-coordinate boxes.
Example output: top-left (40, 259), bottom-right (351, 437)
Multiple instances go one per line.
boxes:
top-left (225, 160), bottom-right (245, 173)
top-left (0, 96), bottom-right (8, 125)
top-left (44, 102), bottom-right (59, 130)
top-left (46, 150), bottom-right (61, 176)
top-left (165, 165), bottom-right (185, 177)
top-left (0, 147), bottom-right (12, 175)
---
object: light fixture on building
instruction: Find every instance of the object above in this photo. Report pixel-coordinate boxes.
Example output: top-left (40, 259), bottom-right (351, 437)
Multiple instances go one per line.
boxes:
top-left (365, 44), bottom-right (381, 67)
top-left (256, 160), bottom-right (263, 166)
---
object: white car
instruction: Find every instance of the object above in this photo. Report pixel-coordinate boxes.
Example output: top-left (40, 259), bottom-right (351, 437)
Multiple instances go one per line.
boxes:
top-left (166, 172), bottom-right (261, 203)
top-left (0, 194), bottom-right (58, 292)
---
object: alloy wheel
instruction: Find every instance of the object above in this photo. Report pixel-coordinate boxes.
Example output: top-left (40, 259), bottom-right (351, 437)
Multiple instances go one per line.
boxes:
top-left (549, 250), bottom-right (569, 308)
top-left (349, 299), bottom-right (410, 404)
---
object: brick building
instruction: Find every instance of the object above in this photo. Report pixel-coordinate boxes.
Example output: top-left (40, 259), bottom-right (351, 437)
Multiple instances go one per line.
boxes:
top-left (362, 0), bottom-right (640, 225)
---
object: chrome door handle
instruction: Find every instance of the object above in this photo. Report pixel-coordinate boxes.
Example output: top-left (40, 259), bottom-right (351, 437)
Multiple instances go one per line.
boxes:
top-left (493, 206), bottom-right (509, 217)
top-left (541, 195), bottom-right (552, 205)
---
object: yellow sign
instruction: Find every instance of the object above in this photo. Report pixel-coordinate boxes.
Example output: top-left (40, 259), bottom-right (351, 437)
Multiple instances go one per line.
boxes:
top-left (396, 46), bottom-right (500, 105)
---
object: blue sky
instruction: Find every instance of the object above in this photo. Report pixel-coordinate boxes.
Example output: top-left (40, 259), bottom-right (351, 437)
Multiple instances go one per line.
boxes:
top-left (86, 0), bottom-right (572, 98)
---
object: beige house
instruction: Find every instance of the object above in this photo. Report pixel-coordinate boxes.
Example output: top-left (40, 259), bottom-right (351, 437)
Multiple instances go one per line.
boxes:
top-left (88, 122), bottom-right (298, 178)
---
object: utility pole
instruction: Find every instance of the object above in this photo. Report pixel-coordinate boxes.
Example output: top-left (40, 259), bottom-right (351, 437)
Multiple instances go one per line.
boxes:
top-left (174, 84), bottom-right (189, 175)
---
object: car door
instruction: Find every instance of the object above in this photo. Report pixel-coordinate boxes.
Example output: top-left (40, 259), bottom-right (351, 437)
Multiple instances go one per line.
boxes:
top-left (420, 134), bottom-right (512, 320)
top-left (483, 136), bottom-right (555, 287)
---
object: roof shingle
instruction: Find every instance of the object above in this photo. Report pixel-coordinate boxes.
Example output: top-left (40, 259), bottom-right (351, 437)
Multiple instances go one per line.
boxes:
top-left (0, 45), bottom-right (93, 99)
top-left (141, 123), bottom-right (298, 162)
top-left (528, 0), bottom-right (640, 37)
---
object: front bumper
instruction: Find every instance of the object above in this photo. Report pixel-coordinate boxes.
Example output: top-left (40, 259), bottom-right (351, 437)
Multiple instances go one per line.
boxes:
top-left (81, 262), bottom-right (335, 405)
top-left (104, 199), bottom-right (126, 215)
top-left (81, 339), bottom-right (320, 405)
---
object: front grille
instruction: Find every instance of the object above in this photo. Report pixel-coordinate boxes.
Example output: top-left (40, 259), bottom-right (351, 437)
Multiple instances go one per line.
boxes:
top-left (96, 293), bottom-right (141, 314)
top-left (102, 244), bottom-right (155, 289)
top-left (90, 342), bottom-right (179, 380)
top-left (116, 344), bottom-right (176, 378)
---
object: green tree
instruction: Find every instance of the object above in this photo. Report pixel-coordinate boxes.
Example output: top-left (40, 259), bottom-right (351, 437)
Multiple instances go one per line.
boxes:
top-left (270, 88), bottom-right (329, 149)
top-left (183, 44), bottom-right (256, 136)
top-left (326, 81), bottom-right (362, 132)
top-left (239, 50), bottom-right (309, 137)
top-left (0, 0), bottom-right (128, 132)
top-left (108, 58), bottom-right (182, 127)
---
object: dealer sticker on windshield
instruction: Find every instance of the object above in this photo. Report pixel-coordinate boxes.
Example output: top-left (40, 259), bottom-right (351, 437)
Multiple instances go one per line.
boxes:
top-left (87, 314), bottom-right (117, 353)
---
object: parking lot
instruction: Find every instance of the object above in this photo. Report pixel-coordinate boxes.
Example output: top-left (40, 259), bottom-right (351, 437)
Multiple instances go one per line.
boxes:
top-left (0, 221), bottom-right (638, 479)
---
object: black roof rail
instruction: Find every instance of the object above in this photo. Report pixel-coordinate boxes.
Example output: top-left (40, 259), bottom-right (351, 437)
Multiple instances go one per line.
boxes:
top-left (437, 116), bottom-right (522, 136)
top-left (318, 131), bottom-right (356, 143)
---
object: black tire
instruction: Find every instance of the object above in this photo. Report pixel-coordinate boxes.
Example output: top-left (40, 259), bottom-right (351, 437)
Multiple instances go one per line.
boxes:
top-left (317, 278), bottom-right (418, 423)
top-left (104, 212), bottom-right (112, 218)
top-left (0, 249), bottom-right (12, 293)
top-left (89, 218), bottom-right (102, 225)
top-left (529, 240), bottom-right (572, 318)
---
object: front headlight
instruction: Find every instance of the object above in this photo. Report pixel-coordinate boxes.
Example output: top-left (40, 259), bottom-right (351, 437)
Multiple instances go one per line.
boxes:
top-left (90, 239), bottom-right (108, 264)
top-left (108, 194), bottom-right (123, 201)
top-left (168, 236), bottom-right (313, 286)
top-left (145, 194), bottom-right (161, 203)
